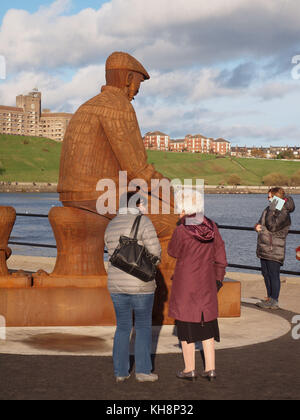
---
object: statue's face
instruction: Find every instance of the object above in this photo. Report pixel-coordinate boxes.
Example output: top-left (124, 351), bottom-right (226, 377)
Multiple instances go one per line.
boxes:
top-left (128, 72), bottom-right (145, 101)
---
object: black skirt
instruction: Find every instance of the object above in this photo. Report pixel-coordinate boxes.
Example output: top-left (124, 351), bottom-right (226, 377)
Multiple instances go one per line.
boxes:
top-left (176, 319), bottom-right (220, 344)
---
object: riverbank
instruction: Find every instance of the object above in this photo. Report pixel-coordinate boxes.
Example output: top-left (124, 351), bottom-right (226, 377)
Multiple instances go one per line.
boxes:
top-left (2, 182), bottom-right (300, 194)
top-left (0, 182), bottom-right (57, 193)
top-left (204, 185), bottom-right (300, 194)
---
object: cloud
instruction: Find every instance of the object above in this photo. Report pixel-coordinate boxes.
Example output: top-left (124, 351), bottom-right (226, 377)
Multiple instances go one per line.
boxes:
top-left (0, 0), bottom-right (299, 147)
top-left (214, 124), bottom-right (300, 144)
top-left (254, 81), bottom-right (300, 101)
top-left (139, 67), bottom-right (245, 106)
top-left (0, 64), bottom-right (105, 112)
top-left (217, 62), bottom-right (257, 89)
top-left (1, 0), bottom-right (300, 73)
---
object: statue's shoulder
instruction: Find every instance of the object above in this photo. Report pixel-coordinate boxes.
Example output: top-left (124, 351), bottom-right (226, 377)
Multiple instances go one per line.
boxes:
top-left (78, 87), bottom-right (135, 120)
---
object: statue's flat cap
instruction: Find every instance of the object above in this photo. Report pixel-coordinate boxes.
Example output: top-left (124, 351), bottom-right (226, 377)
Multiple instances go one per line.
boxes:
top-left (106, 52), bottom-right (150, 80)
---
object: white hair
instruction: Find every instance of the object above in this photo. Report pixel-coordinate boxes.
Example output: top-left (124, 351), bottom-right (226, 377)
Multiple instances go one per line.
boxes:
top-left (174, 186), bottom-right (204, 216)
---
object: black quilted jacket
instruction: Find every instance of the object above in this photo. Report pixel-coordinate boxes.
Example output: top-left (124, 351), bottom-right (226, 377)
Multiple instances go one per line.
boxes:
top-left (256, 196), bottom-right (295, 265)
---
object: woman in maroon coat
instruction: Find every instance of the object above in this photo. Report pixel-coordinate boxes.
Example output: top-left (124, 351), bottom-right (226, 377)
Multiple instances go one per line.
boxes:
top-left (168, 204), bottom-right (227, 382)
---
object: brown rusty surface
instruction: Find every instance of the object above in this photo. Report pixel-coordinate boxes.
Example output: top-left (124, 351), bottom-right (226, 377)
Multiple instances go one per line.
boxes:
top-left (0, 279), bottom-right (240, 327)
top-left (218, 280), bottom-right (241, 318)
top-left (0, 206), bottom-right (31, 287)
top-left (0, 287), bottom-right (116, 327)
top-left (0, 206), bottom-right (16, 277)
top-left (48, 52), bottom-right (177, 290)
top-left (1, 53), bottom-right (239, 327)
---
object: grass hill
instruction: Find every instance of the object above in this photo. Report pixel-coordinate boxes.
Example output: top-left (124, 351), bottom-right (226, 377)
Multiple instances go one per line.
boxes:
top-left (1, 134), bottom-right (300, 185)
top-left (0, 134), bottom-right (62, 182)
top-left (147, 150), bottom-right (300, 186)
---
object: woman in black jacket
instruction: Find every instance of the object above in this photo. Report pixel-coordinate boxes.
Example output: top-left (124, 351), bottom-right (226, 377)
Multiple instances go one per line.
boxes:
top-left (255, 187), bottom-right (295, 309)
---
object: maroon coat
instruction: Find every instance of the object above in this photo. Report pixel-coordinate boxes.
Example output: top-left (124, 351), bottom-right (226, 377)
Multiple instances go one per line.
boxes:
top-left (168, 216), bottom-right (228, 323)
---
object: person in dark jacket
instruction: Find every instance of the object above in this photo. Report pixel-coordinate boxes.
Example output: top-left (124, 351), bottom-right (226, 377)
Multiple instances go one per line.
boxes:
top-left (255, 187), bottom-right (295, 310)
top-left (168, 189), bottom-right (227, 382)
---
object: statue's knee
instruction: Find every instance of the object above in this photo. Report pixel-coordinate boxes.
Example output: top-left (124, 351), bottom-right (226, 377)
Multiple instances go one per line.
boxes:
top-left (49, 207), bottom-right (109, 245)
top-left (0, 206), bottom-right (16, 251)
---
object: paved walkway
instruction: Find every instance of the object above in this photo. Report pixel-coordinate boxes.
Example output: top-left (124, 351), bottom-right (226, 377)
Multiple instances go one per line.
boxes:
top-left (0, 305), bottom-right (299, 400)
top-left (1, 256), bottom-right (299, 400)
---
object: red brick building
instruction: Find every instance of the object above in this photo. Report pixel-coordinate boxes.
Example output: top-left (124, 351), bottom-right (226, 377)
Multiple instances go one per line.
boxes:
top-left (211, 138), bottom-right (231, 155)
top-left (143, 131), bottom-right (170, 151)
top-left (185, 134), bottom-right (212, 153)
top-left (143, 131), bottom-right (231, 155)
top-left (169, 139), bottom-right (186, 152)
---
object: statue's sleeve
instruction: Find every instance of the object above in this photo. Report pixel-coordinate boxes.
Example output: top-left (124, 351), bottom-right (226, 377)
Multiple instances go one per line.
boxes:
top-left (99, 107), bottom-right (165, 183)
top-left (98, 104), bottom-right (174, 210)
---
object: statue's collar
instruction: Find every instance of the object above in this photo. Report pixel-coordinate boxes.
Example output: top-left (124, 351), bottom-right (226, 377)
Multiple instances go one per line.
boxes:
top-left (101, 85), bottom-right (129, 100)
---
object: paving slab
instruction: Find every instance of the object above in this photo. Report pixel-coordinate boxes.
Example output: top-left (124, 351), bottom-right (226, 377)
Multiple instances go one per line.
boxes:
top-left (0, 306), bottom-right (291, 357)
top-left (2, 255), bottom-right (300, 400)
top-left (0, 306), bottom-right (299, 401)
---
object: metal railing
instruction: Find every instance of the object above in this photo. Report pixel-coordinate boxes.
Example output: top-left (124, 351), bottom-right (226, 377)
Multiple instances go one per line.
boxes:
top-left (8, 213), bottom-right (300, 276)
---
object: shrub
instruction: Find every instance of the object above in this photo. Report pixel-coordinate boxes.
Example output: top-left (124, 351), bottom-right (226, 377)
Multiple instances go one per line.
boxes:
top-left (227, 174), bottom-right (241, 185)
top-left (290, 170), bottom-right (300, 186)
top-left (262, 172), bottom-right (289, 186)
top-left (0, 161), bottom-right (5, 175)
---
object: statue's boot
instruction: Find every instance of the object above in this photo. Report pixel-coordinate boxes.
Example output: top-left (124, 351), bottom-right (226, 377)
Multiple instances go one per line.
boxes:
top-left (0, 206), bottom-right (31, 287)
top-left (33, 207), bottom-right (110, 287)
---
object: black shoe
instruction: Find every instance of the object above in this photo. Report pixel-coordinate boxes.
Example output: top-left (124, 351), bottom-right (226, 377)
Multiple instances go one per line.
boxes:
top-left (176, 370), bottom-right (197, 382)
top-left (201, 370), bottom-right (217, 381)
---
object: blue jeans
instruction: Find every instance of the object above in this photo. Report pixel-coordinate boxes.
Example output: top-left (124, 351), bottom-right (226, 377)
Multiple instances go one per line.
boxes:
top-left (260, 259), bottom-right (281, 301)
top-left (110, 293), bottom-right (155, 377)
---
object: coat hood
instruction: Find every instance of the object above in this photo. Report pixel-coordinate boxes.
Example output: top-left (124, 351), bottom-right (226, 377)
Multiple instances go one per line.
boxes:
top-left (284, 196), bottom-right (295, 213)
top-left (180, 214), bottom-right (215, 242)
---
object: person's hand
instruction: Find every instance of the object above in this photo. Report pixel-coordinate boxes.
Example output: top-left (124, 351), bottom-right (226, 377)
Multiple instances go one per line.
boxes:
top-left (255, 224), bottom-right (262, 232)
top-left (269, 198), bottom-right (278, 211)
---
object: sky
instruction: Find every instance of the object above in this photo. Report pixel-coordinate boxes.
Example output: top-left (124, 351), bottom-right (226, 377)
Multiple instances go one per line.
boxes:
top-left (0, 0), bottom-right (300, 147)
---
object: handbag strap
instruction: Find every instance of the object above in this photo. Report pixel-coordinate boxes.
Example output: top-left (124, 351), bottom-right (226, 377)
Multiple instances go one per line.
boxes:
top-left (130, 214), bottom-right (143, 239)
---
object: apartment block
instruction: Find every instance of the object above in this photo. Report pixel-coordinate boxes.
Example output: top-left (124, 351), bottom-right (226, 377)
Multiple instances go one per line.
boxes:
top-left (211, 138), bottom-right (231, 155)
top-left (169, 139), bottom-right (186, 152)
top-left (143, 131), bottom-right (231, 155)
top-left (0, 90), bottom-right (73, 141)
top-left (185, 134), bottom-right (213, 153)
top-left (143, 131), bottom-right (170, 150)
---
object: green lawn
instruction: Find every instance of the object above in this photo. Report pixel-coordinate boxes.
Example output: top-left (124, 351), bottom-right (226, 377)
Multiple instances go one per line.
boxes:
top-left (0, 134), bottom-right (62, 182)
top-left (1, 135), bottom-right (300, 185)
top-left (147, 150), bottom-right (300, 185)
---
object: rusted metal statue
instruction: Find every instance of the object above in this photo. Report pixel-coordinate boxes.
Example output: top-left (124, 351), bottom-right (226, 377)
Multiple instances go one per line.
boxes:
top-left (0, 52), bottom-right (240, 326)
top-left (0, 207), bottom-right (14, 280)
top-left (34, 51), bottom-right (177, 291)
top-left (0, 206), bottom-right (31, 287)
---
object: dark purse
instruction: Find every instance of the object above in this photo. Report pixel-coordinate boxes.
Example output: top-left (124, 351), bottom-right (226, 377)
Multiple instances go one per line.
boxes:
top-left (109, 215), bottom-right (159, 282)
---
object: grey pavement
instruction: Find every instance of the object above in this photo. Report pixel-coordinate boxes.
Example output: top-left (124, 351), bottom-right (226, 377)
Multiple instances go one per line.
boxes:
top-left (1, 255), bottom-right (299, 400)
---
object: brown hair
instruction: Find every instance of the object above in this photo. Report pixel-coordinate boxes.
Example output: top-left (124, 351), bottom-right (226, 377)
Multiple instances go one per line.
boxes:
top-left (268, 187), bottom-right (285, 199)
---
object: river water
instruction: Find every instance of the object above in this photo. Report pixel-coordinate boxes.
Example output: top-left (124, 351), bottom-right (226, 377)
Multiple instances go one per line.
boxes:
top-left (0, 193), bottom-right (299, 274)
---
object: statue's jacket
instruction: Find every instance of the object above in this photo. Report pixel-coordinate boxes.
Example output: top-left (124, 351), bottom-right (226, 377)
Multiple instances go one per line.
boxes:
top-left (58, 85), bottom-right (162, 203)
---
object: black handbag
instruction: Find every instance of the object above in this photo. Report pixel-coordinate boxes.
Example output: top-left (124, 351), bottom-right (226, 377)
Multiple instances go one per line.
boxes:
top-left (109, 215), bottom-right (159, 282)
